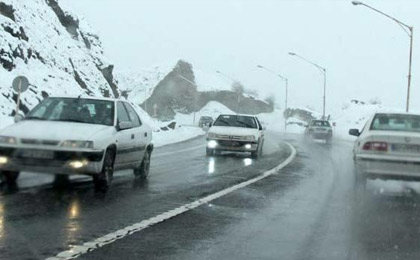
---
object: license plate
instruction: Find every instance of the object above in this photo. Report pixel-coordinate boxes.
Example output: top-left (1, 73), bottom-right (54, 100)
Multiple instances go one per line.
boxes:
top-left (391, 144), bottom-right (420, 153)
top-left (21, 149), bottom-right (54, 159)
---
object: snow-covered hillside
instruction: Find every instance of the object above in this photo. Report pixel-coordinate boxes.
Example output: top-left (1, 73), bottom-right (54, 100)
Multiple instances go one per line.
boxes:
top-left (115, 61), bottom-right (176, 104)
top-left (0, 0), bottom-right (119, 121)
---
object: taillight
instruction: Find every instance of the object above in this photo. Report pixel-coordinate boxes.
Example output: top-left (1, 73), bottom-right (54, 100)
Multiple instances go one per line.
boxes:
top-left (362, 141), bottom-right (388, 151)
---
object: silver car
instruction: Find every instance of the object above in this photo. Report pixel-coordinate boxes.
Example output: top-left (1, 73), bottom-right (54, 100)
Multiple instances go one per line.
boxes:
top-left (305, 119), bottom-right (333, 143)
top-left (350, 112), bottom-right (420, 188)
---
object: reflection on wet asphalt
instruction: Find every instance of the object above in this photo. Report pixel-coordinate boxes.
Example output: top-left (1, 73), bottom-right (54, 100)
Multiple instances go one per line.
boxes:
top-left (0, 133), bottom-right (289, 259)
top-left (3, 133), bottom-right (420, 259)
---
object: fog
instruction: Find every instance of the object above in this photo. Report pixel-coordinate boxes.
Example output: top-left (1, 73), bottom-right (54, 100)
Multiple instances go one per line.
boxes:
top-left (64, 0), bottom-right (420, 114)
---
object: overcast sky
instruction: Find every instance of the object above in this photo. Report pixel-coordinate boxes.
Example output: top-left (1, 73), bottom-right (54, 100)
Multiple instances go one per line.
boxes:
top-left (63, 0), bottom-right (420, 114)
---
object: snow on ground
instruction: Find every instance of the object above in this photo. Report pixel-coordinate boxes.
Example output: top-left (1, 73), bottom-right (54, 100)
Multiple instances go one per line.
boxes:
top-left (174, 101), bottom-right (235, 126)
top-left (152, 126), bottom-right (204, 147)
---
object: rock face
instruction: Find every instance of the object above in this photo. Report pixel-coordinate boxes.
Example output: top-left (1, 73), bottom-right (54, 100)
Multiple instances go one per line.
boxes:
top-left (0, 0), bottom-right (119, 118)
top-left (141, 60), bottom-right (273, 121)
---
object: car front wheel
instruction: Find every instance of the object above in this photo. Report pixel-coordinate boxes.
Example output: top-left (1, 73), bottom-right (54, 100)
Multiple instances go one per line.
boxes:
top-left (134, 150), bottom-right (151, 180)
top-left (93, 150), bottom-right (115, 192)
top-left (251, 140), bottom-right (263, 159)
top-left (0, 171), bottom-right (20, 184)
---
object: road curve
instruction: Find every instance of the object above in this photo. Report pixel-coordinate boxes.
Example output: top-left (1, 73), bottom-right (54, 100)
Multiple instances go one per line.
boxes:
top-left (0, 132), bottom-right (293, 260)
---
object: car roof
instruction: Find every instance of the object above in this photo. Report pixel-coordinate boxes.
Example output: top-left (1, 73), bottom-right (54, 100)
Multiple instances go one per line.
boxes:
top-left (311, 119), bottom-right (329, 122)
top-left (218, 114), bottom-right (257, 118)
top-left (48, 96), bottom-right (124, 102)
top-left (374, 112), bottom-right (420, 117)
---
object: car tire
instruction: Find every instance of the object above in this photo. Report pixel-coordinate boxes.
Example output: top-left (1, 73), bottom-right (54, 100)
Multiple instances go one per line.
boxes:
top-left (53, 174), bottom-right (70, 188)
top-left (93, 149), bottom-right (115, 192)
top-left (134, 150), bottom-right (151, 180)
top-left (206, 148), bottom-right (214, 156)
top-left (251, 140), bottom-right (262, 159)
top-left (1, 171), bottom-right (19, 184)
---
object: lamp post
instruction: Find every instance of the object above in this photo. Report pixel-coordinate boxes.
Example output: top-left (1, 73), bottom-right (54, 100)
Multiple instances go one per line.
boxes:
top-left (352, 1), bottom-right (413, 112)
top-left (177, 74), bottom-right (198, 125)
top-left (216, 70), bottom-right (241, 112)
top-left (289, 52), bottom-right (327, 119)
top-left (257, 65), bottom-right (289, 131)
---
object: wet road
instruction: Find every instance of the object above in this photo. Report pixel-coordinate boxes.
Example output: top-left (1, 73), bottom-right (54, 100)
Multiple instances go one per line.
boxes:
top-left (2, 133), bottom-right (420, 259)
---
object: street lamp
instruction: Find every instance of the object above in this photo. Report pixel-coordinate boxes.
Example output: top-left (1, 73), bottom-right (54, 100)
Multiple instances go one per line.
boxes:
top-left (177, 74), bottom-right (198, 125)
top-left (257, 65), bottom-right (289, 131)
top-left (216, 70), bottom-right (242, 112)
top-left (289, 52), bottom-right (327, 119)
top-left (352, 1), bottom-right (414, 112)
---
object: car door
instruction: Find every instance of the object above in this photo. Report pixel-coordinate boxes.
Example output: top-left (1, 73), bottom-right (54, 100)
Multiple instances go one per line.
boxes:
top-left (114, 101), bottom-right (134, 167)
top-left (123, 102), bottom-right (147, 162)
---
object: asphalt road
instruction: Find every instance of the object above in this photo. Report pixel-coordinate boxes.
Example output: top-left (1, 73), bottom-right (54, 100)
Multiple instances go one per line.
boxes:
top-left (2, 132), bottom-right (420, 259)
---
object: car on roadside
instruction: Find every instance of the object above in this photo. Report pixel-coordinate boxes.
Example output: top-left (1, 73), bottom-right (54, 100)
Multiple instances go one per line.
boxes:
top-left (206, 114), bottom-right (264, 158)
top-left (304, 119), bottom-right (333, 143)
top-left (349, 112), bottom-right (420, 188)
top-left (198, 116), bottom-right (214, 128)
top-left (0, 96), bottom-right (153, 191)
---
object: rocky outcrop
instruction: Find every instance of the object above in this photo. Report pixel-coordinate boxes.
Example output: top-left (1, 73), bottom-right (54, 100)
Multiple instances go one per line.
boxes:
top-left (141, 60), bottom-right (273, 121)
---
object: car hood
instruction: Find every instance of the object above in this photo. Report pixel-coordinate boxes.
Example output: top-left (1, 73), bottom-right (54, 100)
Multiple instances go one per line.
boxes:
top-left (0, 120), bottom-right (111, 141)
top-left (208, 126), bottom-right (259, 136)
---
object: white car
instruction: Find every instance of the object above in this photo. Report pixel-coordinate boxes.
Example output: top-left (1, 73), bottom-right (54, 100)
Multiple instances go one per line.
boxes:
top-left (206, 114), bottom-right (265, 158)
top-left (349, 112), bottom-right (420, 187)
top-left (0, 97), bottom-right (153, 191)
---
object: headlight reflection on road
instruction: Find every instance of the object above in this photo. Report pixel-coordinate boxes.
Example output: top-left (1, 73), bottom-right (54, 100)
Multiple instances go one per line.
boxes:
top-left (244, 158), bottom-right (253, 166)
top-left (66, 200), bottom-right (81, 245)
top-left (0, 202), bottom-right (4, 240)
top-left (208, 158), bottom-right (215, 174)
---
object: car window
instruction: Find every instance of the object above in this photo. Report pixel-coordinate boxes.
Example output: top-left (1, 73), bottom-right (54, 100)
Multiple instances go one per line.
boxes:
top-left (26, 98), bottom-right (114, 126)
top-left (213, 115), bottom-right (257, 129)
top-left (123, 102), bottom-right (142, 127)
top-left (370, 114), bottom-right (420, 133)
top-left (117, 101), bottom-right (130, 123)
top-left (311, 120), bottom-right (331, 127)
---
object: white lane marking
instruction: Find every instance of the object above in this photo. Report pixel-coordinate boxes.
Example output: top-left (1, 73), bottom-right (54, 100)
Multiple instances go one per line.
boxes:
top-left (153, 144), bottom-right (205, 158)
top-left (47, 142), bottom-right (297, 260)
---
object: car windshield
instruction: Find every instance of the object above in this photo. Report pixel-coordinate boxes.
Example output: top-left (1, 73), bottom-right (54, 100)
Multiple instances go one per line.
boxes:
top-left (213, 115), bottom-right (257, 129)
top-left (311, 120), bottom-right (331, 127)
top-left (370, 114), bottom-right (420, 133)
top-left (26, 98), bottom-right (114, 126)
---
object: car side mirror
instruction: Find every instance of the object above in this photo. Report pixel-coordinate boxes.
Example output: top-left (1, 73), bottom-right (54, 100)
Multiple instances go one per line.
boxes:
top-left (349, 129), bottom-right (360, 137)
top-left (14, 114), bottom-right (24, 123)
top-left (118, 121), bottom-right (132, 131)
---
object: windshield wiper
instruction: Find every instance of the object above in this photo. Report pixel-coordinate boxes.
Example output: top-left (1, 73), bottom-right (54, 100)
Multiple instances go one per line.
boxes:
top-left (215, 119), bottom-right (231, 126)
top-left (236, 120), bottom-right (254, 128)
top-left (53, 118), bottom-right (87, 123)
top-left (25, 116), bottom-right (46, 120)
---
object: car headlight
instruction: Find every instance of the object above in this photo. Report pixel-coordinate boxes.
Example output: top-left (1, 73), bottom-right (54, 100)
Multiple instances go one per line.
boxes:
top-left (61, 140), bottom-right (93, 149)
top-left (0, 136), bottom-right (17, 145)
top-left (207, 132), bottom-right (217, 139)
top-left (243, 135), bottom-right (255, 141)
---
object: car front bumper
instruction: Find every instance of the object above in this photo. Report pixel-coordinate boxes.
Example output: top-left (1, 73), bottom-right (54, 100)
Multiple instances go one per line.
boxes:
top-left (207, 139), bottom-right (258, 152)
top-left (0, 146), bottom-right (105, 175)
top-left (355, 154), bottom-right (420, 181)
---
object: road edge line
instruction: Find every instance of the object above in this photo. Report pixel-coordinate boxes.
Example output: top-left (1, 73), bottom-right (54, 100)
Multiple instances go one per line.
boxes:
top-left (47, 142), bottom-right (297, 260)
